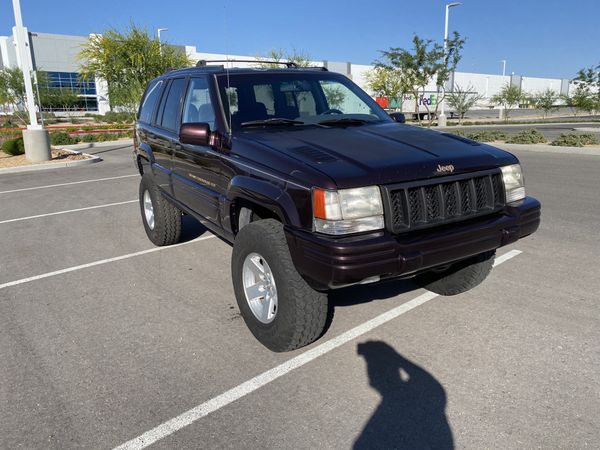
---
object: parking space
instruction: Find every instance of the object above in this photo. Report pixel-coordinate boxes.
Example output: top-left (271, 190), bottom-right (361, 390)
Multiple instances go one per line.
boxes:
top-left (1, 144), bottom-right (598, 449)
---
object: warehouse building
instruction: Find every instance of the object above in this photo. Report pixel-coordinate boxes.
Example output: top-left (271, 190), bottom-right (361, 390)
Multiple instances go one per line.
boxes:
top-left (0, 30), bottom-right (575, 115)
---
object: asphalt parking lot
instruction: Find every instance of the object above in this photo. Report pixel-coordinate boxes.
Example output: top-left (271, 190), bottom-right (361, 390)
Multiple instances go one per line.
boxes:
top-left (1, 142), bottom-right (599, 449)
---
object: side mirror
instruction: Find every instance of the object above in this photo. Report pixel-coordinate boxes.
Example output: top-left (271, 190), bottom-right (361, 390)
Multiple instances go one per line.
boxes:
top-left (180, 122), bottom-right (211, 146)
top-left (389, 112), bottom-right (406, 123)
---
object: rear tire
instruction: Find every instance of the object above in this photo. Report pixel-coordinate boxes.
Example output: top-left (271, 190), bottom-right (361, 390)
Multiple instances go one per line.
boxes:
top-left (232, 219), bottom-right (328, 352)
top-left (139, 173), bottom-right (181, 246)
top-left (415, 251), bottom-right (495, 296)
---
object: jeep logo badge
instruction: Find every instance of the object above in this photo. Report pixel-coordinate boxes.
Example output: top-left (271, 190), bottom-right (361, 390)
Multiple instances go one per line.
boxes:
top-left (436, 164), bottom-right (455, 173)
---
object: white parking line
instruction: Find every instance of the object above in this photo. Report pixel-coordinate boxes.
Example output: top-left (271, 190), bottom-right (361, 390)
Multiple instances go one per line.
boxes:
top-left (0, 234), bottom-right (217, 291)
top-left (0, 174), bottom-right (138, 195)
top-left (113, 249), bottom-right (523, 450)
top-left (0, 199), bottom-right (137, 225)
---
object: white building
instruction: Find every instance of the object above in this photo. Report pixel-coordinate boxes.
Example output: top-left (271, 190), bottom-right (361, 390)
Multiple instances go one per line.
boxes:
top-left (0, 30), bottom-right (575, 115)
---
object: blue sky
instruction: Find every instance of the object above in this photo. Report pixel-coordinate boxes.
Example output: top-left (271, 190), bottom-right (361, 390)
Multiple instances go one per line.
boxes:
top-left (1, 0), bottom-right (598, 79)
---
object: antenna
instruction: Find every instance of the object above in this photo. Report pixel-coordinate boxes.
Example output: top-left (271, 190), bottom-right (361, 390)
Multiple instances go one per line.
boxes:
top-left (223, 1), bottom-right (232, 135)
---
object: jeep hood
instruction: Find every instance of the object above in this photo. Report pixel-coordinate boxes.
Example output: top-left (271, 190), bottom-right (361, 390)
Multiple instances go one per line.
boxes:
top-left (239, 122), bottom-right (518, 189)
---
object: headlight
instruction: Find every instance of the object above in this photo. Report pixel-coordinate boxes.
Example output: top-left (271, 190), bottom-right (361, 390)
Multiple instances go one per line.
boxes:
top-left (501, 164), bottom-right (525, 203)
top-left (313, 186), bottom-right (384, 235)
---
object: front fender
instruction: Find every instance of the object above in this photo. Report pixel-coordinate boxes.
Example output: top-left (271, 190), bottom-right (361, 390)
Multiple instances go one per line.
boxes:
top-left (225, 175), bottom-right (302, 231)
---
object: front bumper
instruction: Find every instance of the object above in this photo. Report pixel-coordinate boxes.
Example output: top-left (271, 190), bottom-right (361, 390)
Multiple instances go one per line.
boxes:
top-left (285, 196), bottom-right (541, 289)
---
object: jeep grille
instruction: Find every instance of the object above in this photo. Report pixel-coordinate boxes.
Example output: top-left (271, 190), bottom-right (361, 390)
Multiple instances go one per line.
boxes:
top-left (383, 170), bottom-right (505, 233)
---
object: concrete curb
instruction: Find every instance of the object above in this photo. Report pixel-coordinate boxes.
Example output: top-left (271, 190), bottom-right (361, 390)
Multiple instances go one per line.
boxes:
top-left (495, 143), bottom-right (600, 156)
top-left (59, 139), bottom-right (133, 150)
top-left (0, 148), bottom-right (101, 175)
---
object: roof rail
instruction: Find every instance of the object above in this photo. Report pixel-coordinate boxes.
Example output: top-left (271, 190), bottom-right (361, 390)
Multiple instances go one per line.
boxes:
top-left (196, 59), bottom-right (299, 68)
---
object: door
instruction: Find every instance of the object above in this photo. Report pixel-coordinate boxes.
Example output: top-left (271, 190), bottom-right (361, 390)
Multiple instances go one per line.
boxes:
top-left (137, 78), bottom-right (171, 189)
top-left (171, 76), bottom-right (222, 223)
top-left (151, 77), bottom-right (187, 195)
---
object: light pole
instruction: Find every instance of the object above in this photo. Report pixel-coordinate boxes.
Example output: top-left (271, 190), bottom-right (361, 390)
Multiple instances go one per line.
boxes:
top-left (439, 2), bottom-right (461, 127)
top-left (157, 28), bottom-right (168, 43)
top-left (11, 0), bottom-right (51, 161)
top-left (500, 59), bottom-right (507, 76)
top-left (157, 27), bottom-right (168, 54)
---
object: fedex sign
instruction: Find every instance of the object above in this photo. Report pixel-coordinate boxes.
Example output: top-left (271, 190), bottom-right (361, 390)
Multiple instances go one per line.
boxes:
top-left (402, 93), bottom-right (438, 106)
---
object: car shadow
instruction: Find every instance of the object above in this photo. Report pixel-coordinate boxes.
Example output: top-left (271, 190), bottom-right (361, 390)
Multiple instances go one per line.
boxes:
top-left (328, 278), bottom-right (420, 307)
top-left (354, 340), bottom-right (454, 450)
top-left (179, 215), bottom-right (210, 242)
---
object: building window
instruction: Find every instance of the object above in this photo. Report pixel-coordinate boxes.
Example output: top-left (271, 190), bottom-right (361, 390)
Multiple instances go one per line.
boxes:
top-left (40, 71), bottom-right (98, 112)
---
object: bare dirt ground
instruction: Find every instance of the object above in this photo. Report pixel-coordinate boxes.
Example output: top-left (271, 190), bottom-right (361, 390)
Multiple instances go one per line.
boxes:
top-left (0, 149), bottom-right (89, 169)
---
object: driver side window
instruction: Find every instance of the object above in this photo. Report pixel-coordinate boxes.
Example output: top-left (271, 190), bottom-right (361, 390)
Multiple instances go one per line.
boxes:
top-left (183, 77), bottom-right (216, 130)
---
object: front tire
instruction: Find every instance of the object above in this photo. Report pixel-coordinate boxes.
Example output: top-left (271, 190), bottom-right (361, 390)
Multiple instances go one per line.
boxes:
top-left (415, 251), bottom-right (496, 296)
top-left (232, 219), bottom-right (328, 352)
top-left (139, 173), bottom-right (181, 246)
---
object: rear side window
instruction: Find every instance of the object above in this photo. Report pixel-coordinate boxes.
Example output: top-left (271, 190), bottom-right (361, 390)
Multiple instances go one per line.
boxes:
top-left (157, 78), bottom-right (186, 131)
top-left (139, 79), bottom-right (163, 124)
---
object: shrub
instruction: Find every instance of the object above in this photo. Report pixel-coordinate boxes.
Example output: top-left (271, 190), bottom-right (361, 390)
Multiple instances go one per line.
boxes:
top-left (81, 133), bottom-right (100, 143)
top-left (506, 129), bottom-right (546, 144)
top-left (579, 133), bottom-right (600, 145)
top-left (551, 133), bottom-right (600, 147)
top-left (447, 130), bottom-right (507, 142)
top-left (97, 132), bottom-right (118, 141)
top-left (117, 130), bottom-right (134, 139)
top-left (1, 137), bottom-right (25, 156)
top-left (102, 111), bottom-right (134, 124)
top-left (50, 132), bottom-right (78, 146)
top-left (466, 130), bottom-right (507, 142)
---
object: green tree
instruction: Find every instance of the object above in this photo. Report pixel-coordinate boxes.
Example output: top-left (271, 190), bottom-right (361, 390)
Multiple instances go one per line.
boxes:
top-left (531, 88), bottom-right (558, 118)
top-left (79, 24), bottom-right (190, 115)
top-left (571, 85), bottom-right (596, 115)
top-left (491, 83), bottom-right (526, 121)
top-left (0, 67), bottom-right (46, 125)
top-left (445, 83), bottom-right (483, 123)
top-left (0, 67), bottom-right (27, 113)
top-left (364, 66), bottom-right (410, 111)
top-left (560, 86), bottom-right (596, 117)
top-left (255, 48), bottom-right (313, 68)
top-left (0, 71), bottom-right (10, 115)
top-left (559, 93), bottom-right (577, 116)
top-left (574, 64), bottom-right (599, 114)
top-left (377, 33), bottom-right (465, 126)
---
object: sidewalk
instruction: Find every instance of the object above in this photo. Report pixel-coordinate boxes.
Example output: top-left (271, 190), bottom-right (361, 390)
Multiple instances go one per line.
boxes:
top-left (495, 143), bottom-right (600, 156)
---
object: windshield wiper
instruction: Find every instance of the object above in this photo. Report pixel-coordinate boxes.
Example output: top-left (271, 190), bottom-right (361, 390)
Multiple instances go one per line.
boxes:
top-left (318, 118), bottom-right (370, 126)
top-left (241, 118), bottom-right (305, 128)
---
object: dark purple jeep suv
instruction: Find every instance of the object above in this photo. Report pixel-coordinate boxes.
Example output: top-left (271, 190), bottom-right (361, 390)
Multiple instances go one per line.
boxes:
top-left (133, 61), bottom-right (540, 351)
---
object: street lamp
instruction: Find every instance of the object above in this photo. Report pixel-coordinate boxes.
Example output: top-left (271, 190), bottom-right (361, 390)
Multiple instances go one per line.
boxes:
top-left (157, 28), bottom-right (168, 43)
top-left (157, 28), bottom-right (168, 55)
top-left (11, 0), bottom-right (51, 161)
top-left (499, 59), bottom-right (507, 77)
top-left (439, 2), bottom-right (461, 127)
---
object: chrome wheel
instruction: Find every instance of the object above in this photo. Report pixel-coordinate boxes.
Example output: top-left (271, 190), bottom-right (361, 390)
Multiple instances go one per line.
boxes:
top-left (143, 190), bottom-right (155, 230)
top-left (242, 252), bottom-right (278, 324)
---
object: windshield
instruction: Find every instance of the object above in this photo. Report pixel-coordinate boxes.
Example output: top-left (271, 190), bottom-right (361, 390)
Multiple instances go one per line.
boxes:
top-left (216, 72), bottom-right (392, 131)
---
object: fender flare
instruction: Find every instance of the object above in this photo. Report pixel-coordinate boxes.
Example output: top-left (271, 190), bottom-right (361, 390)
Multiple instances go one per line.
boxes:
top-left (135, 142), bottom-right (154, 175)
top-left (226, 175), bottom-right (301, 230)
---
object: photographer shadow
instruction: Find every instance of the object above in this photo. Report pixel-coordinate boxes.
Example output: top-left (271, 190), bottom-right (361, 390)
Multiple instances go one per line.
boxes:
top-left (354, 341), bottom-right (454, 450)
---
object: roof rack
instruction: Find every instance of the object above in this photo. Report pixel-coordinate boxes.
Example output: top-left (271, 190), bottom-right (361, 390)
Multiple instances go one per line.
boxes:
top-left (196, 59), bottom-right (298, 68)
top-left (194, 59), bottom-right (328, 71)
